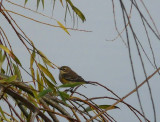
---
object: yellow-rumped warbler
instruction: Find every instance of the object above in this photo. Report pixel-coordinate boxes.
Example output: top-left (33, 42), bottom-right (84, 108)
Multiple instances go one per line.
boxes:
top-left (58, 66), bottom-right (95, 85)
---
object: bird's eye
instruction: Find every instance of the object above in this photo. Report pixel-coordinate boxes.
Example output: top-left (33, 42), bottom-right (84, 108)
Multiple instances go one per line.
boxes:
top-left (63, 68), bottom-right (66, 71)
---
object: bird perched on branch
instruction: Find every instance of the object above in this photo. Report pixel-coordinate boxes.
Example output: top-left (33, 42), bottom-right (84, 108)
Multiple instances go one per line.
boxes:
top-left (58, 66), bottom-right (96, 86)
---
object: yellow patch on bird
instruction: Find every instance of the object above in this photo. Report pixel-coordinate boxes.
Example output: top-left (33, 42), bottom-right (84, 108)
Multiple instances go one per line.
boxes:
top-left (60, 78), bottom-right (70, 84)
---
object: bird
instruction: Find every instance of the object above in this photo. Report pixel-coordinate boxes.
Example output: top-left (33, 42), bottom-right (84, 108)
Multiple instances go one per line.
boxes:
top-left (58, 66), bottom-right (95, 86)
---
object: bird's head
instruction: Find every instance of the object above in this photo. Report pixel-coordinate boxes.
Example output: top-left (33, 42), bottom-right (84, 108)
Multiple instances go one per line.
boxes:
top-left (58, 66), bottom-right (71, 74)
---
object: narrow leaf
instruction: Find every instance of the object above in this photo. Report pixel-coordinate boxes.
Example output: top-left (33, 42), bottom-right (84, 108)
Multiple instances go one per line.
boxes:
top-left (38, 63), bottom-right (56, 84)
top-left (30, 49), bottom-right (36, 68)
top-left (72, 6), bottom-right (86, 22)
top-left (0, 107), bottom-right (7, 121)
top-left (66, 0), bottom-right (86, 22)
top-left (85, 105), bottom-right (119, 112)
top-left (13, 64), bottom-right (21, 81)
top-left (59, 0), bottom-right (64, 7)
top-left (42, 73), bottom-right (56, 94)
top-left (37, 69), bottom-right (43, 91)
top-left (3, 75), bottom-right (17, 82)
top-left (0, 45), bottom-right (21, 66)
top-left (59, 82), bottom-right (84, 88)
top-left (41, 0), bottom-right (44, 9)
top-left (58, 91), bottom-right (70, 102)
top-left (37, 0), bottom-right (40, 9)
top-left (38, 88), bottom-right (52, 98)
top-left (38, 50), bottom-right (55, 68)
top-left (24, 0), bottom-right (28, 5)
top-left (57, 21), bottom-right (70, 35)
top-left (0, 50), bottom-right (6, 69)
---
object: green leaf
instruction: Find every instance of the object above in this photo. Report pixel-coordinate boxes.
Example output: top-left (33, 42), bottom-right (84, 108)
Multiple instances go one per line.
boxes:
top-left (85, 105), bottom-right (119, 112)
top-left (0, 45), bottom-right (22, 66)
top-left (72, 6), bottom-right (86, 22)
top-left (13, 64), bottom-right (21, 81)
top-left (38, 50), bottom-right (55, 68)
top-left (24, 0), bottom-right (28, 5)
top-left (38, 88), bottom-right (52, 98)
top-left (41, 0), bottom-right (44, 9)
top-left (37, 0), bottom-right (40, 9)
top-left (57, 21), bottom-right (70, 35)
top-left (0, 106), bottom-right (7, 121)
top-left (0, 50), bottom-right (5, 69)
top-left (66, 0), bottom-right (86, 22)
top-left (42, 73), bottom-right (56, 94)
top-left (0, 75), bottom-right (17, 83)
top-left (37, 70), bottom-right (43, 92)
top-left (58, 82), bottom-right (85, 88)
top-left (30, 50), bottom-right (36, 82)
top-left (38, 63), bottom-right (56, 84)
top-left (30, 49), bottom-right (36, 68)
top-left (58, 91), bottom-right (70, 102)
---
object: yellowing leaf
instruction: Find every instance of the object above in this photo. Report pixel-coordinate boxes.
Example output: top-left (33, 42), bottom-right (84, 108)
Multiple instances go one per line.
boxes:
top-left (30, 49), bottom-right (36, 68)
top-left (57, 21), bottom-right (70, 35)
top-left (37, 69), bottom-right (43, 92)
top-left (0, 45), bottom-right (21, 66)
top-left (13, 64), bottom-right (21, 81)
top-left (0, 75), bottom-right (17, 83)
top-left (0, 50), bottom-right (6, 69)
top-left (0, 107), bottom-right (7, 121)
top-left (85, 105), bottom-right (119, 112)
top-left (42, 73), bottom-right (56, 94)
top-left (59, 0), bottom-right (64, 7)
top-left (38, 63), bottom-right (56, 84)
top-left (66, 0), bottom-right (86, 22)
top-left (37, 50), bottom-right (55, 68)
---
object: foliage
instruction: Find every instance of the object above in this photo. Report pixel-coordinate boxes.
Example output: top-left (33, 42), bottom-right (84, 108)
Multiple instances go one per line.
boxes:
top-left (0, 0), bottom-right (159, 121)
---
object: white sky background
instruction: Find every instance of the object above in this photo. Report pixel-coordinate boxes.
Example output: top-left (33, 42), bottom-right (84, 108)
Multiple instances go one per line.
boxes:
top-left (1, 0), bottom-right (160, 121)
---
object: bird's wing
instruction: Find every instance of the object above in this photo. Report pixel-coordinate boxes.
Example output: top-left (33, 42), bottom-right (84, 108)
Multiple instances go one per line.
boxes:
top-left (63, 73), bottom-right (85, 82)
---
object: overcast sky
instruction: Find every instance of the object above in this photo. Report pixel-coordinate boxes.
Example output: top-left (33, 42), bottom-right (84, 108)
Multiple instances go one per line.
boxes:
top-left (1, 0), bottom-right (160, 121)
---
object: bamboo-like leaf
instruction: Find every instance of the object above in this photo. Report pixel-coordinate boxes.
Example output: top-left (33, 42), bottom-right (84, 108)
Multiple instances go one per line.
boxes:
top-left (38, 50), bottom-right (55, 68)
top-left (27, 93), bottom-right (38, 107)
top-left (38, 88), bottom-right (52, 98)
top-left (41, 0), bottom-right (44, 9)
top-left (37, 0), bottom-right (40, 9)
top-left (30, 49), bottom-right (36, 82)
top-left (85, 105), bottom-right (119, 112)
top-left (31, 68), bottom-right (35, 83)
top-left (13, 64), bottom-right (21, 80)
top-left (59, 0), bottom-right (64, 7)
top-left (27, 112), bottom-right (32, 122)
top-left (37, 69), bottom-right (43, 91)
top-left (57, 21), bottom-right (70, 35)
top-left (29, 85), bottom-right (38, 100)
top-left (0, 75), bottom-right (17, 83)
top-left (5, 75), bottom-right (17, 82)
top-left (58, 91), bottom-right (70, 102)
top-left (30, 49), bottom-right (36, 68)
top-left (72, 6), bottom-right (86, 22)
top-left (24, 0), bottom-right (28, 5)
top-left (42, 73), bottom-right (56, 94)
top-left (66, 0), bottom-right (86, 22)
top-left (0, 45), bottom-right (21, 66)
top-left (58, 82), bottom-right (84, 88)
top-left (0, 50), bottom-right (5, 69)
top-left (38, 63), bottom-right (56, 84)
top-left (0, 106), bottom-right (7, 121)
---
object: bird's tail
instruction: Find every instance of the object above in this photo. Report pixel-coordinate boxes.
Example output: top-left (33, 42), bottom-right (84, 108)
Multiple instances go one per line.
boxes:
top-left (85, 81), bottom-right (97, 86)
